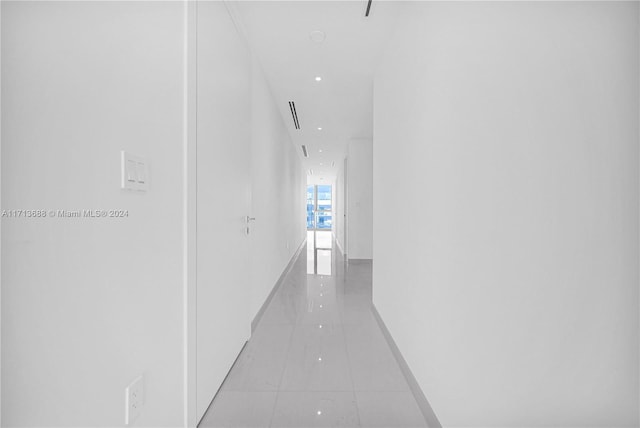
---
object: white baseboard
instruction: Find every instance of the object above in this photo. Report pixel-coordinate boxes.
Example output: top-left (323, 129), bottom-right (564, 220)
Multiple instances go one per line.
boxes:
top-left (371, 304), bottom-right (442, 428)
top-left (250, 238), bottom-right (306, 333)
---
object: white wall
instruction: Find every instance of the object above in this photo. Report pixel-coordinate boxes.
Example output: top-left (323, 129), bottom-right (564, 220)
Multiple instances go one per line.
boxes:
top-left (249, 55), bottom-right (306, 321)
top-left (332, 158), bottom-right (346, 255)
top-left (373, 2), bottom-right (639, 427)
top-left (1, 2), bottom-right (3, 425)
top-left (1, 2), bottom-right (308, 425)
top-left (2, 2), bottom-right (185, 425)
top-left (347, 139), bottom-right (373, 260)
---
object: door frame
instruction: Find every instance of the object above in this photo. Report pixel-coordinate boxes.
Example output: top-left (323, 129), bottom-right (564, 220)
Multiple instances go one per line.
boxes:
top-left (183, 1), bottom-right (197, 426)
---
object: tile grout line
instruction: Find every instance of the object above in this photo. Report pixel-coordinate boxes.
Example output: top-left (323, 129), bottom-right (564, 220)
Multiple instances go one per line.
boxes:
top-left (340, 321), bottom-right (362, 428)
top-left (267, 244), bottom-right (307, 428)
top-left (334, 239), bottom-right (364, 428)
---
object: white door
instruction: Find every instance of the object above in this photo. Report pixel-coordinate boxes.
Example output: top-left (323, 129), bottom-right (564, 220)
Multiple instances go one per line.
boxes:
top-left (196, 1), bottom-right (252, 422)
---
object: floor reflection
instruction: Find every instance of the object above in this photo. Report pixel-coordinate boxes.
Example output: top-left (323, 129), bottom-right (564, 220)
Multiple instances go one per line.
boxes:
top-left (307, 230), bottom-right (332, 275)
top-left (200, 226), bottom-right (428, 428)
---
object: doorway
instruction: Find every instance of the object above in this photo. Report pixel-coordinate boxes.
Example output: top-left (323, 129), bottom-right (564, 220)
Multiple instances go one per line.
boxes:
top-left (306, 184), bottom-right (333, 275)
top-left (307, 184), bottom-right (332, 231)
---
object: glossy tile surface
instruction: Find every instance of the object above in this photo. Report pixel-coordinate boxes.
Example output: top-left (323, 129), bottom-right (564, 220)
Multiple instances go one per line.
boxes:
top-left (200, 392), bottom-right (278, 427)
top-left (356, 391), bottom-right (427, 428)
top-left (200, 231), bottom-right (428, 427)
top-left (271, 392), bottom-right (360, 428)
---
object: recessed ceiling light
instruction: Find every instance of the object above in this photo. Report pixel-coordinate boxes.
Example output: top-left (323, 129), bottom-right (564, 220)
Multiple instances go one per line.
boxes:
top-left (310, 30), bottom-right (326, 43)
top-left (320, 163), bottom-right (323, 166)
top-left (315, 76), bottom-right (322, 82)
top-left (317, 127), bottom-right (322, 131)
top-left (319, 149), bottom-right (323, 152)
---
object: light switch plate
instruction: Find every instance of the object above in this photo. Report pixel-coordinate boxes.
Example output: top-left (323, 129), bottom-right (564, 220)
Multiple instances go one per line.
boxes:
top-left (121, 151), bottom-right (148, 192)
top-left (125, 375), bottom-right (144, 425)
top-left (126, 160), bottom-right (137, 183)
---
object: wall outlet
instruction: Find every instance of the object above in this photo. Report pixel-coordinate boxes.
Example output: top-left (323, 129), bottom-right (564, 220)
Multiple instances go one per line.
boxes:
top-left (125, 375), bottom-right (144, 426)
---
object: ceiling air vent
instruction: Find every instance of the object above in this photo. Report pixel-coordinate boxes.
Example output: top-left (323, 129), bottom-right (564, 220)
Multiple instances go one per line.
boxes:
top-left (301, 145), bottom-right (309, 158)
top-left (365, 0), bottom-right (373, 17)
top-left (289, 101), bottom-right (300, 130)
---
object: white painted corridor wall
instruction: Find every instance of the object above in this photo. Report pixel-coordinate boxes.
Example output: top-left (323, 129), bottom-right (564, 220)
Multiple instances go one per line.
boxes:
top-left (373, 2), bottom-right (639, 427)
top-left (333, 159), bottom-right (346, 255)
top-left (1, 2), bottom-right (307, 426)
top-left (249, 55), bottom-right (307, 323)
top-left (347, 139), bottom-right (373, 260)
top-left (2, 2), bottom-right (185, 425)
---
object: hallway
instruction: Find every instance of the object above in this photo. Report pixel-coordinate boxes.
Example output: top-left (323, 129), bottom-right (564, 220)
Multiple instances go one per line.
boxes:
top-left (2, 1), bottom-right (639, 426)
top-left (199, 231), bottom-right (427, 428)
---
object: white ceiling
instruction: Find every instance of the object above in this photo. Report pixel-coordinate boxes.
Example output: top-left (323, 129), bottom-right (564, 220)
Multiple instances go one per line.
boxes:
top-left (232, 1), bottom-right (404, 182)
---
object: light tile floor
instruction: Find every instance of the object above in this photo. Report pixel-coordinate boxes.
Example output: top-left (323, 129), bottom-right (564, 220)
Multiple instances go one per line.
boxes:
top-left (199, 231), bottom-right (428, 428)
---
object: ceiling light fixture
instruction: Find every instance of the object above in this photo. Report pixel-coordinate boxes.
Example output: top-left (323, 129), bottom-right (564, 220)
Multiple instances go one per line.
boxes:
top-left (319, 149), bottom-right (323, 153)
top-left (315, 76), bottom-right (322, 82)
top-left (317, 127), bottom-right (322, 131)
top-left (310, 30), bottom-right (326, 43)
